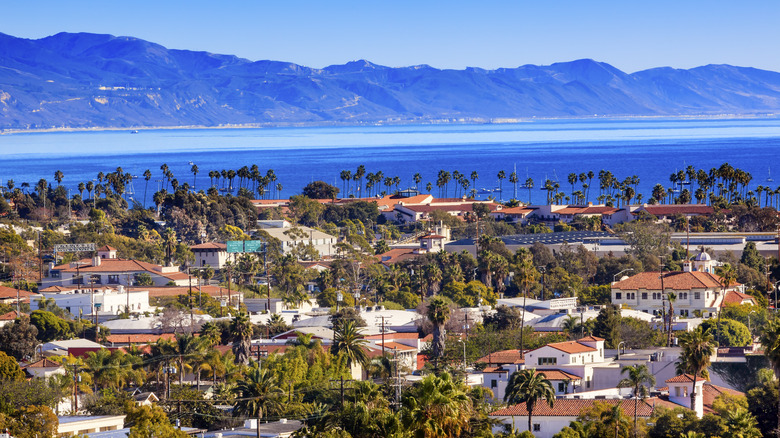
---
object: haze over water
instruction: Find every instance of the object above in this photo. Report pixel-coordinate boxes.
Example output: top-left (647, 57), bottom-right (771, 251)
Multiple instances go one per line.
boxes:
top-left (1, 117), bottom-right (780, 205)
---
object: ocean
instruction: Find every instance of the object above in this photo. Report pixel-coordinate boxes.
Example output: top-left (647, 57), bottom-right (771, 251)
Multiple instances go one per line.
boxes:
top-left (1, 117), bottom-right (780, 206)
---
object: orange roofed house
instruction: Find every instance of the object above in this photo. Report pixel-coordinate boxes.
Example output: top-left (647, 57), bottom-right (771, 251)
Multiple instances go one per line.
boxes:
top-left (44, 246), bottom-right (190, 288)
top-left (611, 251), bottom-right (749, 318)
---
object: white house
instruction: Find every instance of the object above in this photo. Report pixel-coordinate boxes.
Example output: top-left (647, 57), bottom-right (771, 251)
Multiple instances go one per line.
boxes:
top-left (22, 358), bottom-right (66, 379)
top-left (32, 285), bottom-right (151, 317)
top-left (611, 252), bottom-right (744, 318)
top-left (524, 336), bottom-right (606, 391)
top-left (258, 223), bottom-right (338, 258)
top-left (45, 246), bottom-right (190, 288)
top-left (190, 242), bottom-right (229, 269)
top-left (489, 397), bottom-right (675, 438)
top-left (57, 415), bottom-right (125, 437)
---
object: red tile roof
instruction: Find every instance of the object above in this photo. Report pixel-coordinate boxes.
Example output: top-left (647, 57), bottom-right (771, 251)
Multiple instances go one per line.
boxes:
top-left (52, 258), bottom-right (188, 281)
top-left (23, 358), bottom-right (62, 369)
top-left (403, 203), bottom-right (500, 213)
top-left (98, 245), bottom-right (118, 251)
top-left (702, 383), bottom-right (743, 414)
top-left (545, 340), bottom-right (597, 354)
top-left (0, 310), bottom-right (23, 321)
top-left (665, 374), bottom-right (698, 383)
top-left (477, 350), bottom-right (526, 365)
top-left (105, 334), bottom-right (176, 344)
top-left (578, 335), bottom-right (605, 342)
top-left (495, 206), bottom-right (535, 215)
top-left (535, 369), bottom-right (582, 381)
top-left (190, 242), bottom-right (227, 250)
top-left (380, 341), bottom-right (416, 351)
top-left (641, 205), bottom-right (715, 216)
top-left (555, 206), bottom-right (618, 215)
top-left (722, 290), bottom-right (757, 306)
top-left (0, 286), bottom-right (36, 300)
top-left (365, 332), bottom-right (420, 340)
top-left (613, 271), bottom-right (737, 291)
top-left (376, 248), bottom-right (420, 265)
top-left (491, 397), bottom-right (675, 417)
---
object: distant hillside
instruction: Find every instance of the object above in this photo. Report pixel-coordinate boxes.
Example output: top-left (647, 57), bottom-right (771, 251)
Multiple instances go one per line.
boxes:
top-left (1, 32), bottom-right (780, 130)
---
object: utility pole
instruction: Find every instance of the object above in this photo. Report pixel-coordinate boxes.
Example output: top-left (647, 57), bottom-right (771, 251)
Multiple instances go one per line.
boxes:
top-left (377, 316), bottom-right (388, 355)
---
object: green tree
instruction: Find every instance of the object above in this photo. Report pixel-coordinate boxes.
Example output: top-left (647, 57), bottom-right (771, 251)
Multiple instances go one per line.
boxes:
top-left (231, 312), bottom-right (253, 365)
top-left (0, 315), bottom-right (39, 360)
top-left (302, 181), bottom-right (340, 199)
top-left (617, 364), bottom-right (655, 437)
top-left (759, 317), bottom-right (780, 433)
top-left (722, 408), bottom-right (762, 438)
top-left (0, 351), bottom-right (24, 382)
top-left (233, 365), bottom-right (284, 438)
top-left (593, 305), bottom-right (622, 349)
top-left (401, 371), bottom-right (472, 438)
top-left (425, 296), bottom-right (451, 368)
top-left (504, 368), bottom-right (555, 433)
top-left (30, 310), bottom-right (71, 342)
top-left (700, 318), bottom-right (751, 347)
top-left (677, 326), bottom-right (715, 412)
top-left (332, 320), bottom-right (368, 371)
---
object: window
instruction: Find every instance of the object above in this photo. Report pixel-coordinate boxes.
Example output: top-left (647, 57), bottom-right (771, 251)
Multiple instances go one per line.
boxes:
top-left (538, 357), bottom-right (557, 365)
top-left (491, 379), bottom-right (497, 388)
top-left (90, 274), bottom-right (102, 284)
top-left (615, 293), bottom-right (622, 300)
top-left (72, 276), bottom-right (83, 285)
top-left (558, 382), bottom-right (565, 392)
top-left (108, 275), bottom-right (120, 284)
top-left (533, 424), bottom-right (541, 432)
top-left (680, 309), bottom-right (689, 317)
top-left (675, 387), bottom-right (681, 397)
top-left (694, 292), bottom-right (701, 300)
top-left (641, 293), bottom-right (647, 300)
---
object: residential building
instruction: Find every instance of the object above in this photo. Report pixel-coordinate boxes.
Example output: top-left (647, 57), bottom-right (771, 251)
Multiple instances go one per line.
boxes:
top-left (524, 336), bottom-right (606, 391)
top-left (32, 285), bottom-right (151, 317)
top-left (489, 397), bottom-right (676, 438)
top-left (45, 246), bottom-right (189, 288)
top-left (57, 415), bottom-right (125, 437)
top-left (611, 252), bottom-right (744, 317)
top-left (21, 358), bottom-right (66, 379)
top-left (190, 242), bottom-right (228, 269)
top-left (257, 222), bottom-right (338, 258)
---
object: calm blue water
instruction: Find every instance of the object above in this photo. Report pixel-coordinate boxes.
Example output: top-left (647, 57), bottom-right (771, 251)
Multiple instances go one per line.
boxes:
top-left (1, 117), bottom-right (780, 206)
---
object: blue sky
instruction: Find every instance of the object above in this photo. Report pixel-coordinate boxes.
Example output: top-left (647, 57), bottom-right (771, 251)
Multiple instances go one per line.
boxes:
top-left (3, 0), bottom-right (779, 73)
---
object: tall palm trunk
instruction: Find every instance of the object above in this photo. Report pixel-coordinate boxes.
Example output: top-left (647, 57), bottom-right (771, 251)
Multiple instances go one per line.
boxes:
top-left (527, 401), bottom-right (534, 433)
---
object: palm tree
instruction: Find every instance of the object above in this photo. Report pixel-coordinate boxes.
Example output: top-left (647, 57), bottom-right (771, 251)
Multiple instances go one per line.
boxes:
top-left (617, 364), bottom-right (655, 437)
top-left (54, 170), bottom-right (64, 186)
top-left (677, 326), bottom-right (715, 412)
top-left (233, 365), bottom-right (284, 438)
top-left (504, 368), bottom-right (555, 433)
top-left (425, 296), bottom-right (450, 369)
top-left (723, 408), bottom-right (762, 438)
top-left (759, 317), bottom-right (780, 433)
top-left (173, 333), bottom-right (207, 387)
top-left (231, 312), bottom-right (253, 365)
top-left (332, 319), bottom-right (369, 372)
top-left (190, 164), bottom-right (199, 190)
top-left (401, 371), bottom-right (472, 438)
top-left (601, 404), bottom-right (631, 438)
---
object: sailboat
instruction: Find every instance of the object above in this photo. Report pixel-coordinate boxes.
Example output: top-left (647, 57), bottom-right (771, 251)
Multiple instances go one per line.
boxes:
top-left (768, 167), bottom-right (774, 183)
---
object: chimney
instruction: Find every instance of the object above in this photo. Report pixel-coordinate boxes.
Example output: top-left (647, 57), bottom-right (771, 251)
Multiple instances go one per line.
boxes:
top-left (92, 256), bottom-right (101, 267)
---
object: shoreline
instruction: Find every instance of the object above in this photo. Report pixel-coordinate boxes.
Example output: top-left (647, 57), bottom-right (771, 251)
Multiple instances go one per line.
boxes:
top-left (1, 113), bottom-right (777, 136)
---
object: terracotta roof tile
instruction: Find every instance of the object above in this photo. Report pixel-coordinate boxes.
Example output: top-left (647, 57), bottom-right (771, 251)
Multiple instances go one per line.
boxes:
top-left (613, 271), bottom-right (737, 291)
top-left (578, 335), bottom-right (605, 342)
top-left (490, 397), bottom-right (672, 417)
top-left (477, 350), bottom-right (526, 365)
top-left (545, 341), bottom-right (597, 354)
top-left (535, 369), bottom-right (582, 381)
top-left (665, 374), bottom-right (698, 383)
top-left (380, 342), bottom-right (416, 351)
top-left (0, 310), bottom-right (24, 320)
top-left (23, 358), bottom-right (62, 369)
top-left (105, 334), bottom-right (176, 344)
top-left (190, 242), bottom-right (227, 250)
top-left (702, 383), bottom-right (743, 414)
top-left (0, 286), bottom-right (36, 300)
top-left (641, 205), bottom-right (715, 216)
top-left (722, 290), bottom-right (756, 306)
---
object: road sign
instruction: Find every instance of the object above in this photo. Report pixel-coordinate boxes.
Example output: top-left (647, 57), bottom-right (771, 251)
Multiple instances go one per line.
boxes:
top-left (54, 243), bottom-right (96, 253)
top-left (227, 240), bottom-right (264, 253)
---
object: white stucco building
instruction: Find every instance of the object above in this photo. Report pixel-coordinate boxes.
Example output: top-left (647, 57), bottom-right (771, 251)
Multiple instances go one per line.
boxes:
top-left (190, 242), bottom-right (229, 269)
top-left (32, 285), bottom-right (151, 317)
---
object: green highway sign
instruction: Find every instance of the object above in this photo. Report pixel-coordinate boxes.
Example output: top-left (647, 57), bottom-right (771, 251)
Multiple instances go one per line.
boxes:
top-left (226, 240), bottom-right (264, 253)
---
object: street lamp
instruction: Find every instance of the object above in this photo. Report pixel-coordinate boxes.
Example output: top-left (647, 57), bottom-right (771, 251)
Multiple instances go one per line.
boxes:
top-left (613, 268), bottom-right (634, 284)
top-left (537, 266), bottom-right (546, 301)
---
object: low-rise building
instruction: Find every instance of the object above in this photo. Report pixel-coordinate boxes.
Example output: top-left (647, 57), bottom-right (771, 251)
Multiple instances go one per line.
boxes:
top-left (32, 285), bottom-right (151, 317)
top-left (45, 246), bottom-right (189, 288)
top-left (190, 242), bottom-right (229, 269)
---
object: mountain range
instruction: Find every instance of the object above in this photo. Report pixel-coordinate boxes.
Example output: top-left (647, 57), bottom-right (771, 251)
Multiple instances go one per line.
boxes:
top-left (1, 32), bottom-right (780, 130)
